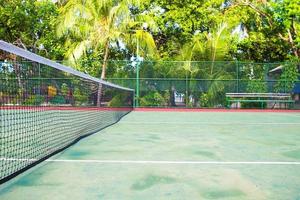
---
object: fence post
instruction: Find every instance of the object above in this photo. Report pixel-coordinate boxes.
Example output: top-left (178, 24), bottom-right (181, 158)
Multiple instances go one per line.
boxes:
top-left (236, 61), bottom-right (239, 93)
top-left (38, 62), bottom-right (41, 96)
top-left (185, 70), bottom-right (188, 108)
top-left (135, 63), bottom-right (140, 107)
top-left (133, 89), bottom-right (136, 108)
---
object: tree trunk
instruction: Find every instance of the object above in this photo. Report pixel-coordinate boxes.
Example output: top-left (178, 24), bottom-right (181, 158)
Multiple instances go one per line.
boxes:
top-left (101, 41), bottom-right (110, 80)
top-left (287, 29), bottom-right (299, 58)
top-left (96, 83), bottom-right (103, 107)
top-left (97, 41), bottom-right (110, 107)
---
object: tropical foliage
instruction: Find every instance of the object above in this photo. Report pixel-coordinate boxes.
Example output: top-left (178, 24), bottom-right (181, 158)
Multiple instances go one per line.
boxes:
top-left (1, 0), bottom-right (299, 63)
top-left (57, 0), bottom-right (157, 79)
top-left (0, 0), bottom-right (299, 108)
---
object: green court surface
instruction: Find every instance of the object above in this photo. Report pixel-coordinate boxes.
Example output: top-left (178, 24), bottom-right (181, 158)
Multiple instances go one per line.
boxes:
top-left (1, 111), bottom-right (300, 200)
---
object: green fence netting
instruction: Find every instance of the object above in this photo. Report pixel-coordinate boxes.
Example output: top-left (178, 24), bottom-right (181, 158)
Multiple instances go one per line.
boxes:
top-left (16, 60), bottom-right (300, 109)
top-left (96, 61), bottom-right (299, 109)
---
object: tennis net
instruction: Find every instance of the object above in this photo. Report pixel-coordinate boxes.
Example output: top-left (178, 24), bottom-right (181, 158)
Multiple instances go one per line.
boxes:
top-left (0, 40), bottom-right (134, 183)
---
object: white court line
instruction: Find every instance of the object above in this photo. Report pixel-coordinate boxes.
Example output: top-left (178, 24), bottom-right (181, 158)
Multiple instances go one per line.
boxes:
top-left (121, 122), bottom-right (300, 125)
top-left (1, 158), bottom-right (300, 165)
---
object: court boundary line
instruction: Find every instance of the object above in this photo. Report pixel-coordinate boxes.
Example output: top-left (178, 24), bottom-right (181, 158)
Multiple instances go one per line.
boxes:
top-left (1, 158), bottom-right (300, 165)
top-left (134, 108), bottom-right (300, 113)
top-left (120, 122), bottom-right (300, 125)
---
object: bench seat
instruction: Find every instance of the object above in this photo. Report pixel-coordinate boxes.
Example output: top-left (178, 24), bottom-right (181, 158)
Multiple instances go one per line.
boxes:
top-left (225, 93), bottom-right (295, 109)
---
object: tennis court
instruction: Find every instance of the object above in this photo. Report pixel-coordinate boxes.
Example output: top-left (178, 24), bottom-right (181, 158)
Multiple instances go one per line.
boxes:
top-left (1, 110), bottom-right (300, 200)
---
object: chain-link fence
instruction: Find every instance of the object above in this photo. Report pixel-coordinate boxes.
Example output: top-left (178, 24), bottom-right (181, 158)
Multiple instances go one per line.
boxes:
top-left (96, 61), bottom-right (300, 109)
top-left (6, 60), bottom-right (300, 108)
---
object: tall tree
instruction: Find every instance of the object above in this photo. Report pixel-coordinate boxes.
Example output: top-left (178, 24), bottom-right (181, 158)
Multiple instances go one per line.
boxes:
top-left (178, 22), bottom-right (237, 106)
top-left (227, 0), bottom-right (300, 61)
top-left (57, 0), bottom-right (157, 79)
top-left (149, 0), bottom-right (225, 58)
top-left (0, 0), bottom-right (64, 59)
top-left (179, 22), bottom-right (236, 74)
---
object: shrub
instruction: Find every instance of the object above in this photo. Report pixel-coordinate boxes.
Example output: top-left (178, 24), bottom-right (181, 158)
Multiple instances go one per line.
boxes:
top-left (108, 93), bottom-right (127, 107)
top-left (140, 91), bottom-right (166, 107)
top-left (200, 93), bottom-right (209, 107)
top-left (23, 95), bottom-right (45, 106)
top-left (246, 80), bottom-right (267, 93)
top-left (73, 88), bottom-right (88, 106)
top-left (49, 95), bottom-right (65, 105)
top-left (61, 83), bottom-right (69, 96)
top-left (275, 62), bottom-right (299, 93)
top-left (242, 80), bottom-right (267, 108)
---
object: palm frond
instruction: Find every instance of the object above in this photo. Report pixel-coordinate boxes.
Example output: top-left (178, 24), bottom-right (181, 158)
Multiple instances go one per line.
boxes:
top-left (66, 39), bottom-right (91, 64)
top-left (57, 0), bottom-right (157, 65)
top-left (134, 30), bottom-right (157, 58)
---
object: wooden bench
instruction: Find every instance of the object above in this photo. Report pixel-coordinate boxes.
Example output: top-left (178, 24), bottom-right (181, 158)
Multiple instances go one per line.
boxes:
top-left (226, 93), bottom-right (295, 109)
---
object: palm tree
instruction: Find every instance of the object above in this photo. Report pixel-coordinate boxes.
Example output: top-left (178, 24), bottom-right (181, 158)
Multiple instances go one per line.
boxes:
top-left (57, 0), bottom-right (157, 106)
top-left (205, 23), bottom-right (231, 74)
top-left (57, 0), bottom-right (156, 79)
top-left (179, 22), bottom-right (236, 107)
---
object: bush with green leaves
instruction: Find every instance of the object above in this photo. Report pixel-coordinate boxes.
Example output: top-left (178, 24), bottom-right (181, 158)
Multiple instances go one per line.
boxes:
top-left (163, 91), bottom-right (170, 106)
top-left (242, 80), bottom-right (268, 108)
top-left (49, 95), bottom-right (65, 105)
top-left (246, 80), bottom-right (268, 93)
top-left (140, 91), bottom-right (166, 107)
top-left (275, 62), bottom-right (299, 93)
top-left (61, 83), bottom-right (69, 96)
top-left (23, 95), bottom-right (45, 106)
top-left (73, 88), bottom-right (88, 106)
top-left (200, 93), bottom-right (209, 107)
top-left (108, 93), bottom-right (128, 107)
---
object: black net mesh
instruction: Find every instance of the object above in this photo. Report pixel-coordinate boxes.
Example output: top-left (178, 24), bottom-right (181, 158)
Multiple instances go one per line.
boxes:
top-left (0, 44), bottom-right (134, 183)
